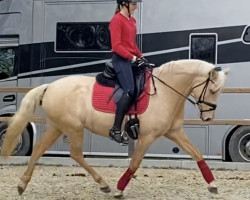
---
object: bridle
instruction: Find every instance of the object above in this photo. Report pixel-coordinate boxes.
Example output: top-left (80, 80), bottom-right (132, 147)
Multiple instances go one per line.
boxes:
top-left (191, 75), bottom-right (217, 117)
top-left (145, 66), bottom-right (221, 116)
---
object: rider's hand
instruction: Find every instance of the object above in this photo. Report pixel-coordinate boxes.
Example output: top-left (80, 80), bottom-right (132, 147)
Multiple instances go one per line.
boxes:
top-left (141, 57), bottom-right (156, 68)
top-left (135, 57), bottom-right (146, 67)
top-left (140, 57), bottom-right (148, 63)
top-left (133, 56), bottom-right (155, 68)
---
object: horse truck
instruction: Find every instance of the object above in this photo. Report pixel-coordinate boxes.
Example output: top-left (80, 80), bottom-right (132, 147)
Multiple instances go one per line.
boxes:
top-left (0, 0), bottom-right (250, 162)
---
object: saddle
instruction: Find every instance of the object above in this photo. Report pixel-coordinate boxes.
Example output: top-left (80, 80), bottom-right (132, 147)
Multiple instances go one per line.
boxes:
top-left (93, 62), bottom-right (152, 140)
top-left (96, 62), bottom-right (146, 104)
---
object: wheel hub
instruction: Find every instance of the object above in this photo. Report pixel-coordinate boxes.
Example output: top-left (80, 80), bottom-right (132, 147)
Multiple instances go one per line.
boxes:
top-left (0, 129), bottom-right (23, 154)
top-left (246, 141), bottom-right (250, 156)
top-left (238, 133), bottom-right (250, 162)
top-left (0, 133), bottom-right (5, 152)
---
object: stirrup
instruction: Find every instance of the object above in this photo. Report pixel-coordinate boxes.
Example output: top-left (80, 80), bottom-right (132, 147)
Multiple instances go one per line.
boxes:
top-left (109, 129), bottom-right (129, 146)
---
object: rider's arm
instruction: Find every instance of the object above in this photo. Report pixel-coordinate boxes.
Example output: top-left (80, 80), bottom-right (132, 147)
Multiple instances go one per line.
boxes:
top-left (131, 17), bottom-right (142, 59)
top-left (134, 44), bottom-right (143, 59)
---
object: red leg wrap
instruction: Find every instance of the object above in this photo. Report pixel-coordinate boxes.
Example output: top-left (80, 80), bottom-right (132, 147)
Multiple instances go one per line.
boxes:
top-left (117, 168), bottom-right (135, 191)
top-left (197, 159), bottom-right (215, 184)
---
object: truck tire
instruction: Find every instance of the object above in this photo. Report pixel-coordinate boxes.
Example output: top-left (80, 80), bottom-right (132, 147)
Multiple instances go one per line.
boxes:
top-left (229, 126), bottom-right (250, 162)
top-left (0, 123), bottom-right (31, 156)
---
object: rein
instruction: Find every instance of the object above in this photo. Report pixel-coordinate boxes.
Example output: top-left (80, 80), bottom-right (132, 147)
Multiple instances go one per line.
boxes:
top-left (145, 67), bottom-right (219, 113)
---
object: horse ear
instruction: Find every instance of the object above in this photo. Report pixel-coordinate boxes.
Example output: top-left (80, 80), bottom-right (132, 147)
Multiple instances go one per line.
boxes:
top-left (210, 67), bottom-right (228, 93)
top-left (223, 68), bottom-right (230, 75)
top-left (209, 68), bottom-right (219, 80)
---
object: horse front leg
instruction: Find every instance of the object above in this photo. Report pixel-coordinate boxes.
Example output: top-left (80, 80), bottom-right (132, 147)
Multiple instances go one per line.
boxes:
top-left (165, 127), bottom-right (218, 194)
top-left (114, 135), bottom-right (156, 198)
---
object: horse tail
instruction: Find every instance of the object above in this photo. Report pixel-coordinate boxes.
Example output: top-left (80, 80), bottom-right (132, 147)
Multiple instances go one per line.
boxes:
top-left (1, 84), bottom-right (49, 157)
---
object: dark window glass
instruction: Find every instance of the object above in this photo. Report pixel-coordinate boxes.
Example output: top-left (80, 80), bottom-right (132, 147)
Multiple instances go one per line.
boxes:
top-left (0, 47), bottom-right (17, 79)
top-left (56, 22), bottom-right (111, 51)
top-left (243, 26), bottom-right (250, 43)
top-left (190, 34), bottom-right (217, 64)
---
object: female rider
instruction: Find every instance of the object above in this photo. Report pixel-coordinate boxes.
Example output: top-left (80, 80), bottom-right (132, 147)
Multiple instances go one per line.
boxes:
top-left (109, 0), bottom-right (147, 145)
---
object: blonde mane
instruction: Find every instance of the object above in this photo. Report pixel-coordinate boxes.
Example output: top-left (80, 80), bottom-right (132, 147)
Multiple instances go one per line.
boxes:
top-left (154, 59), bottom-right (214, 77)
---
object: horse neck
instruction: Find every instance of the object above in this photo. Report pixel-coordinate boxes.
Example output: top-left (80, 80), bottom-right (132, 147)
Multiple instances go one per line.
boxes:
top-left (154, 61), bottom-right (201, 97)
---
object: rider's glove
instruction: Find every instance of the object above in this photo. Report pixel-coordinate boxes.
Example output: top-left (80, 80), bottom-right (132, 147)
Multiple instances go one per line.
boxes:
top-left (140, 57), bottom-right (148, 63)
top-left (135, 57), bottom-right (146, 67)
top-left (132, 56), bottom-right (155, 68)
top-left (141, 57), bottom-right (156, 68)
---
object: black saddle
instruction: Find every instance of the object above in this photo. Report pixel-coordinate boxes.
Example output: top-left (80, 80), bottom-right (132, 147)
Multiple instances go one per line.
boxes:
top-left (96, 62), bottom-right (146, 104)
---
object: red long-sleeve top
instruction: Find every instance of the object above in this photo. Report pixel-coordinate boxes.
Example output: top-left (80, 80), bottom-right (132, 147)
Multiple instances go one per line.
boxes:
top-left (109, 12), bottom-right (142, 61)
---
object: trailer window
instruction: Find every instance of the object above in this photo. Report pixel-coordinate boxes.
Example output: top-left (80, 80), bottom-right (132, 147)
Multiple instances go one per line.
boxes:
top-left (56, 22), bottom-right (111, 52)
top-left (0, 48), bottom-right (16, 79)
top-left (190, 34), bottom-right (217, 64)
top-left (243, 26), bottom-right (250, 43)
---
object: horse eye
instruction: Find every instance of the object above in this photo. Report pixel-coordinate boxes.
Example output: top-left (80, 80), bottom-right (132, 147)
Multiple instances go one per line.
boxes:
top-left (210, 89), bottom-right (216, 95)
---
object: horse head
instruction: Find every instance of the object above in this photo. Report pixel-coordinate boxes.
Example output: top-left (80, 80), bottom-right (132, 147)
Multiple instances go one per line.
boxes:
top-left (191, 66), bottom-right (229, 121)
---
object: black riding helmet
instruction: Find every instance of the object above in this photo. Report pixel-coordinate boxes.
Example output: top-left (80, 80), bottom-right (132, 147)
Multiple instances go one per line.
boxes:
top-left (117, 0), bottom-right (142, 15)
top-left (117, 0), bottom-right (142, 4)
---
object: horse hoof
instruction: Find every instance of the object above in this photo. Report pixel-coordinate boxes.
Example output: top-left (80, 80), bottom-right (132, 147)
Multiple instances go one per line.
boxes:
top-left (17, 186), bottom-right (25, 195)
top-left (208, 186), bottom-right (218, 194)
top-left (100, 186), bottom-right (111, 193)
top-left (17, 180), bottom-right (27, 195)
top-left (114, 190), bottom-right (124, 199)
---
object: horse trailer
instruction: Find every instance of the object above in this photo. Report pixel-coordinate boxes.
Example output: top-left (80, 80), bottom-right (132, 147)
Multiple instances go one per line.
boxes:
top-left (0, 0), bottom-right (250, 162)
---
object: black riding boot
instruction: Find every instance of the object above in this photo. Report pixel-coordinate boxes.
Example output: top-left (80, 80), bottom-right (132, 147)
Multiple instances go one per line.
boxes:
top-left (109, 93), bottom-right (133, 145)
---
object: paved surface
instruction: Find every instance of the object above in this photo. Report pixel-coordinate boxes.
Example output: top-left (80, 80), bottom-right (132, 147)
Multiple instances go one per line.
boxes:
top-left (0, 156), bottom-right (250, 170)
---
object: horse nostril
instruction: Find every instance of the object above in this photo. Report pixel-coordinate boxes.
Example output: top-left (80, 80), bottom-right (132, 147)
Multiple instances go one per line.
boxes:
top-left (201, 116), bottom-right (212, 122)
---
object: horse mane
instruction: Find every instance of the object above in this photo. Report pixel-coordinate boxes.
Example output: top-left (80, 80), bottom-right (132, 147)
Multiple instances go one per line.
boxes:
top-left (212, 71), bottom-right (227, 93)
top-left (153, 59), bottom-right (226, 92)
top-left (198, 60), bottom-right (226, 92)
top-left (154, 59), bottom-right (215, 77)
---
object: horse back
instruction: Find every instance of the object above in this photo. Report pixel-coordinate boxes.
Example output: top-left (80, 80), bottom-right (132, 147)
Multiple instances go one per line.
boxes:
top-left (41, 75), bottom-right (95, 117)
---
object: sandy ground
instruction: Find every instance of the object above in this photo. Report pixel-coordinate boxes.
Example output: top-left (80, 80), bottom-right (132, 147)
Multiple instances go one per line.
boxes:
top-left (0, 165), bottom-right (249, 200)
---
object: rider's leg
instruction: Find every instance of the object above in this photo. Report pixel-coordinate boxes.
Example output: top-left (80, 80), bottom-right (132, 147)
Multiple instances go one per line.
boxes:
top-left (110, 59), bottom-right (135, 144)
top-left (110, 92), bottom-right (134, 144)
top-left (112, 92), bottom-right (134, 130)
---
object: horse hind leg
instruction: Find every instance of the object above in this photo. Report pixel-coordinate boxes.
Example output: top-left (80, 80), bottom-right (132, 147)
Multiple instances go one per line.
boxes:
top-left (69, 129), bottom-right (111, 193)
top-left (18, 122), bottom-right (62, 195)
top-left (165, 128), bottom-right (218, 194)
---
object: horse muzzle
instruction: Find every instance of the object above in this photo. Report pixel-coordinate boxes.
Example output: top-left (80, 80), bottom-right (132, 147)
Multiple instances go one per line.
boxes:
top-left (201, 117), bottom-right (212, 122)
top-left (200, 111), bottom-right (215, 122)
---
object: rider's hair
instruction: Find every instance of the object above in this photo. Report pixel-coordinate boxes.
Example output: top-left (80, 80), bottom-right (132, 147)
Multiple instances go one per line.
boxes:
top-left (115, 0), bottom-right (129, 14)
top-left (115, 5), bottom-right (121, 14)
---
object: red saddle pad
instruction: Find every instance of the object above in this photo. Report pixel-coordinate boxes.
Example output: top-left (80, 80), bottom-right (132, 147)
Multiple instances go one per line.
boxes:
top-left (92, 74), bottom-right (151, 115)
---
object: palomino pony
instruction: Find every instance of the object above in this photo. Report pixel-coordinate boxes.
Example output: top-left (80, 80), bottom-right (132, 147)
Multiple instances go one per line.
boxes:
top-left (1, 59), bottom-right (228, 198)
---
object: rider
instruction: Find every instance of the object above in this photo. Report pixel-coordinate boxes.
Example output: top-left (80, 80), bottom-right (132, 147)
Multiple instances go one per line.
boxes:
top-left (109, 0), bottom-right (147, 145)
